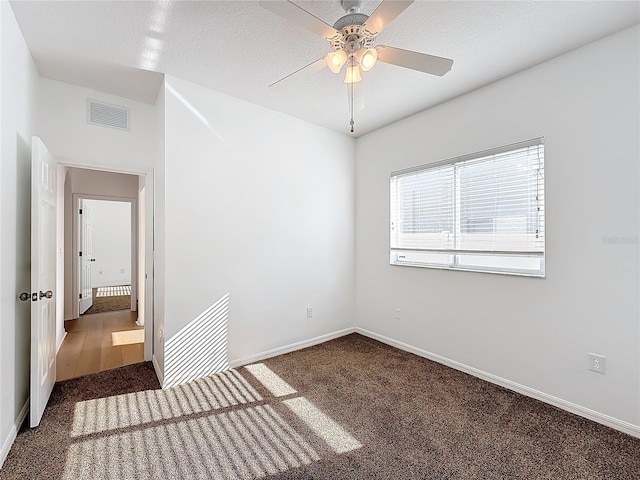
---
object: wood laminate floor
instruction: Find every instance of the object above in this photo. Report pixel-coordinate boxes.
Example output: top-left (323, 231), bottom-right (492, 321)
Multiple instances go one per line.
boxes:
top-left (56, 310), bottom-right (144, 381)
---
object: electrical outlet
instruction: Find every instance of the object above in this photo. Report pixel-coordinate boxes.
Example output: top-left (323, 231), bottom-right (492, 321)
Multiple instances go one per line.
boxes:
top-left (588, 353), bottom-right (606, 374)
top-left (306, 307), bottom-right (313, 318)
top-left (394, 308), bottom-right (401, 320)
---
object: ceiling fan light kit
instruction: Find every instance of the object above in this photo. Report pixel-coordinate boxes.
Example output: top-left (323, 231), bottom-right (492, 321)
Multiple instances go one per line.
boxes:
top-left (359, 48), bottom-right (378, 71)
top-left (344, 62), bottom-right (362, 84)
top-left (260, 0), bottom-right (454, 133)
top-left (326, 50), bottom-right (348, 73)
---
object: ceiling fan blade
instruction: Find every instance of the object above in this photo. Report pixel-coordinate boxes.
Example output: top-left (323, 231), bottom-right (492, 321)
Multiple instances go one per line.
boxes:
top-left (259, 1), bottom-right (339, 39)
top-left (363, 0), bottom-right (414, 34)
top-left (269, 56), bottom-right (328, 88)
top-left (377, 46), bottom-right (453, 76)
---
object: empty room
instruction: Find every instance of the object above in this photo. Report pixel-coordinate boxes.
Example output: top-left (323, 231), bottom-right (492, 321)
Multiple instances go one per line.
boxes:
top-left (1, 1), bottom-right (638, 478)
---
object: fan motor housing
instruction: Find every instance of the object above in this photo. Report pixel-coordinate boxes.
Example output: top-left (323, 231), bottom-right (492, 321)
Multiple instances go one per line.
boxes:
top-left (330, 15), bottom-right (376, 53)
top-left (333, 12), bottom-right (368, 31)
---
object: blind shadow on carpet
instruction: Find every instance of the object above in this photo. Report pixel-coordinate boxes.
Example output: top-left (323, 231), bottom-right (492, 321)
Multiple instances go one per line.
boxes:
top-left (1, 334), bottom-right (638, 479)
top-left (82, 285), bottom-right (131, 315)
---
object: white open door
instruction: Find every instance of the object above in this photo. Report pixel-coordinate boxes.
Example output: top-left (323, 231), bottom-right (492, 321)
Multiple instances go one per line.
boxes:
top-left (30, 137), bottom-right (57, 428)
top-left (78, 200), bottom-right (93, 314)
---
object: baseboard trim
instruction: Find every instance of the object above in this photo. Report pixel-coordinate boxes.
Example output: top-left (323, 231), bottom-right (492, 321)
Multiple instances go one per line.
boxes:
top-left (355, 327), bottom-right (640, 439)
top-left (0, 399), bottom-right (29, 469)
top-left (56, 330), bottom-right (67, 354)
top-left (152, 354), bottom-right (164, 388)
top-left (229, 327), bottom-right (356, 369)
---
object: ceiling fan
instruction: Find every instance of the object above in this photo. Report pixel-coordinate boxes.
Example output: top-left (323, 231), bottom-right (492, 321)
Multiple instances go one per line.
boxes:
top-left (260, 0), bottom-right (454, 133)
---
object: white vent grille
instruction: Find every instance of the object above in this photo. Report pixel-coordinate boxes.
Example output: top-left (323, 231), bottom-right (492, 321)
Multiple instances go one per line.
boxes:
top-left (87, 99), bottom-right (129, 131)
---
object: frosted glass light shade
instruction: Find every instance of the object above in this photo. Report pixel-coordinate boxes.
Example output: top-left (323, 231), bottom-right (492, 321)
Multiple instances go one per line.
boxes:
top-left (359, 48), bottom-right (378, 72)
top-left (326, 50), bottom-right (347, 73)
top-left (344, 64), bottom-right (362, 83)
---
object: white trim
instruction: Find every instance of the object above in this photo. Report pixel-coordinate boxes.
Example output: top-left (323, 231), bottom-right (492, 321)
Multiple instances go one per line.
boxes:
top-left (72, 193), bottom-right (137, 319)
top-left (0, 400), bottom-right (29, 469)
top-left (57, 164), bottom-right (154, 369)
top-left (56, 330), bottom-right (67, 353)
top-left (141, 171), bottom-right (154, 362)
top-left (161, 328), bottom-right (356, 389)
top-left (152, 354), bottom-right (164, 387)
top-left (57, 160), bottom-right (149, 177)
top-left (229, 328), bottom-right (356, 369)
top-left (355, 327), bottom-right (640, 439)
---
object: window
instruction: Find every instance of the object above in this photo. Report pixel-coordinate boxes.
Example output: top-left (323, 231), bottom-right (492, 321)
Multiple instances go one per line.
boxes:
top-left (390, 138), bottom-right (545, 277)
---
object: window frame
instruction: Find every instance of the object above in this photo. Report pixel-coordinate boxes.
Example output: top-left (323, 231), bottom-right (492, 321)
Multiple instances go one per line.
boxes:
top-left (389, 138), bottom-right (545, 278)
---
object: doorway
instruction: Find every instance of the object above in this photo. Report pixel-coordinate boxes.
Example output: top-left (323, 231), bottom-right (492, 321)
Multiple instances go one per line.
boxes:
top-left (78, 199), bottom-right (133, 316)
top-left (56, 166), bottom-right (151, 381)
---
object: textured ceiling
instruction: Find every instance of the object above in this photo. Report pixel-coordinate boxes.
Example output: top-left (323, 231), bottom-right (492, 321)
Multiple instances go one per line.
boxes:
top-left (10, 1), bottom-right (640, 136)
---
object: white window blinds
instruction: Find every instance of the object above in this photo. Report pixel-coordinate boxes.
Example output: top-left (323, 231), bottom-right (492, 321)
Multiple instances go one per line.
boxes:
top-left (390, 138), bottom-right (545, 276)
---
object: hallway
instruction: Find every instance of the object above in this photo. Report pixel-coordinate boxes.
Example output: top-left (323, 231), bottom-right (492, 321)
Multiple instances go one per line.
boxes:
top-left (56, 310), bottom-right (144, 381)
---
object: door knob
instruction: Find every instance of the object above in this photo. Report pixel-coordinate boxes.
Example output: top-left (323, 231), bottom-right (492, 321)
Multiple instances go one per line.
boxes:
top-left (39, 290), bottom-right (53, 299)
top-left (90, 258), bottom-right (96, 262)
top-left (18, 292), bottom-right (38, 301)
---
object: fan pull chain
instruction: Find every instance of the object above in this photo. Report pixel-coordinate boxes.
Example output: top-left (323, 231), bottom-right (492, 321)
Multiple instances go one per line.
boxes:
top-left (349, 75), bottom-right (355, 133)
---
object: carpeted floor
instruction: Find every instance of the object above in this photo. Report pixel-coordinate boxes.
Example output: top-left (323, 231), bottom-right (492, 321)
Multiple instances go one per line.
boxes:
top-left (82, 286), bottom-right (131, 315)
top-left (1, 334), bottom-right (638, 479)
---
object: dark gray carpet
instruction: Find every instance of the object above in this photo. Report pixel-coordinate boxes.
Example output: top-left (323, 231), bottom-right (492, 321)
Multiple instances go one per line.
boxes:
top-left (1, 334), bottom-right (638, 479)
top-left (82, 287), bottom-right (130, 315)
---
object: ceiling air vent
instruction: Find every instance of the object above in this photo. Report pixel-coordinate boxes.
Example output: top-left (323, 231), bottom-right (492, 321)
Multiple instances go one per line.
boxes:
top-left (87, 99), bottom-right (129, 131)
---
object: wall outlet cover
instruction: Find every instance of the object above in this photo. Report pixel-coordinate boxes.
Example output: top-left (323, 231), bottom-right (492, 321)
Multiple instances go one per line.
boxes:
top-left (588, 353), bottom-right (606, 374)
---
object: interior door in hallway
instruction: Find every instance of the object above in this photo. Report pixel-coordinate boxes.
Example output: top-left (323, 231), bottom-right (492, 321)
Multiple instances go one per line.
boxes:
top-left (79, 200), bottom-right (93, 314)
top-left (30, 137), bottom-right (57, 427)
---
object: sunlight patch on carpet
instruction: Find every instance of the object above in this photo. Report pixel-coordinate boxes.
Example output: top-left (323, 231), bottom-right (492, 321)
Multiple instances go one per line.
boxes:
top-left (244, 363), bottom-right (297, 397)
top-left (63, 405), bottom-right (321, 480)
top-left (71, 370), bottom-right (263, 436)
top-left (283, 397), bottom-right (363, 454)
top-left (67, 362), bottom-right (363, 479)
top-left (96, 285), bottom-right (131, 297)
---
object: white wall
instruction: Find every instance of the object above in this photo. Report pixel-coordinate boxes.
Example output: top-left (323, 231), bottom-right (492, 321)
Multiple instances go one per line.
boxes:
top-left (37, 78), bottom-right (156, 173)
top-left (84, 199), bottom-right (132, 288)
top-left (355, 26), bottom-right (640, 434)
top-left (161, 75), bottom-right (355, 387)
top-left (37, 77), bottom-right (158, 329)
top-left (38, 78), bottom-right (156, 328)
top-left (153, 78), bottom-right (165, 381)
top-left (0, 1), bottom-right (39, 467)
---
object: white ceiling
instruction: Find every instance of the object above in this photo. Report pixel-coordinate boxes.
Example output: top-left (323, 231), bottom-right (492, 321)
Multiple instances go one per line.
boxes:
top-left (10, 1), bottom-right (640, 136)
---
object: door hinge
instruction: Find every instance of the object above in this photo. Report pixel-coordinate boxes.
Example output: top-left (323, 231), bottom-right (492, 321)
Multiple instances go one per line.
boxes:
top-left (79, 208), bottom-right (83, 214)
top-left (79, 251), bottom-right (82, 257)
top-left (79, 293), bottom-right (82, 299)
